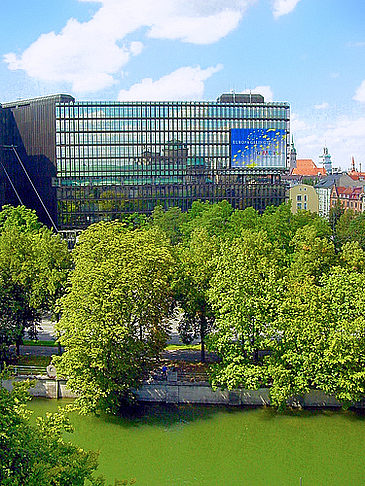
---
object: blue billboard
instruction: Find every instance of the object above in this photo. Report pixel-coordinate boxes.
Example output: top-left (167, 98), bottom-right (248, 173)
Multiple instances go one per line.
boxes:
top-left (231, 128), bottom-right (286, 168)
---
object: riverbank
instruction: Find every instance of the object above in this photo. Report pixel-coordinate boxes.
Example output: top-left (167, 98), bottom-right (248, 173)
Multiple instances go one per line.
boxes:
top-left (3, 375), bottom-right (365, 409)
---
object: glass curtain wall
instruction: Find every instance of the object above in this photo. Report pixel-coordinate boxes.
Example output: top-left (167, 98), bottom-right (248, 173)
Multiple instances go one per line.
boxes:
top-left (56, 101), bottom-right (289, 228)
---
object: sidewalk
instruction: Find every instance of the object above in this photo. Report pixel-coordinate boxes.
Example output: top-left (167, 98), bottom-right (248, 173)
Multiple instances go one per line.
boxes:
top-left (162, 349), bottom-right (218, 363)
top-left (18, 345), bottom-right (218, 362)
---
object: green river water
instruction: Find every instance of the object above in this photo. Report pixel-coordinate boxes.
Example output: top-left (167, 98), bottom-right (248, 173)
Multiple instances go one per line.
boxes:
top-left (30, 399), bottom-right (364, 486)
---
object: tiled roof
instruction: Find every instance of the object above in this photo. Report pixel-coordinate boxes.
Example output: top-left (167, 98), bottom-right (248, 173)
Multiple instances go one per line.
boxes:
top-left (332, 186), bottom-right (364, 200)
top-left (292, 159), bottom-right (326, 176)
top-left (347, 170), bottom-right (365, 181)
top-left (315, 174), bottom-right (341, 188)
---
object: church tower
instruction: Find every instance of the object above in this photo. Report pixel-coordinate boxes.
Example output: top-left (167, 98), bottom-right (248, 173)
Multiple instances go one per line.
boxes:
top-left (319, 147), bottom-right (332, 175)
top-left (289, 136), bottom-right (297, 174)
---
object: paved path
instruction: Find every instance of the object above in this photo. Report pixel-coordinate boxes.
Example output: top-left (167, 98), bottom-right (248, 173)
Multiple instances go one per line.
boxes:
top-left (17, 345), bottom-right (60, 357)
top-left (33, 315), bottom-right (193, 346)
top-left (18, 344), bottom-right (218, 363)
top-left (162, 349), bottom-right (218, 363)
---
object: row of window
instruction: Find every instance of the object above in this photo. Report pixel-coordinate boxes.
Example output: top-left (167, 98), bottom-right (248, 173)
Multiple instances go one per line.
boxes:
top-left (57, 145), bottom-right (230, 158)
top-left (56, 103), bottom-right (289, 120)
top-left (56, 119), bottom-right (287, 133)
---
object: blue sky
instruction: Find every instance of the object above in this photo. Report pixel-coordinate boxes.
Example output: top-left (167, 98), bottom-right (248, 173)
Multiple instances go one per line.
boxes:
top-left (1, 0), bottom-right (365, 169)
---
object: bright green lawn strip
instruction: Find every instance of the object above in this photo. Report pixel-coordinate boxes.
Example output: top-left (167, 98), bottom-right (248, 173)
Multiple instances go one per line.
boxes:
top-left (23, 341), bottom-right (199, 351)
top-left (164, 344), bottom-right (200, 351)
top-left (23, 340), bottom-right (58, 347)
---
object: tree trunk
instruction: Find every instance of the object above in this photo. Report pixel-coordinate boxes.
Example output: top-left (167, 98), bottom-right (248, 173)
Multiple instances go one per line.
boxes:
top-left (200, 315), bottom-right (206, 363)
top-left (0, 348), bottom-right (4, 371)
top-left (15, 337), bottom-right (21, 357)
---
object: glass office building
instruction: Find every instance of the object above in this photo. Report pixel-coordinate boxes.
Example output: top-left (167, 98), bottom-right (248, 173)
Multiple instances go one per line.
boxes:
top-left (0, 94), bottom-right (290, 229)
top-left (55, 94), bottom-right (289, 228)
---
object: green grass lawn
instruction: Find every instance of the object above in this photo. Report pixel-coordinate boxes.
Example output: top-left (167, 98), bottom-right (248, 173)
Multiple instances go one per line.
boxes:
top-left (21, 341), bottom-right (199, 351)
top-left (164, 344), bottom-right (200, 351)
top-left (23, 340), bottom-right (58, 347)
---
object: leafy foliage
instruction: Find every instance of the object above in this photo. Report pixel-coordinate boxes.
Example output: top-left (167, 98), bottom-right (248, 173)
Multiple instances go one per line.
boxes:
top-left (0, 206), bottom-right (71, 367)
top-left (208, 230), bottom-right (285, 389)
top-left (0, 375), bottom-right (104, 485)
top-left (55, 222), bottom-right (175, 413)
top-left (173, 228), bottom-right (219, 361)
top-left (336, 210), bottom-right (365, 250)
top-left (204, 202), bottom-right (365, 408)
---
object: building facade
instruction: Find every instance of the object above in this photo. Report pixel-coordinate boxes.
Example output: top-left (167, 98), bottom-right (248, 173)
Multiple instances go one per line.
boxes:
top-left (330, 186), bottom-right (365, 212)
top-left (315, 173), bottom-right (365, 219)
top-left (0, 95), bottom-right (74, 226)
top-left (288, 184), bottom-right (319, 214)
top-left (1, 93), bottom-right (290, 229)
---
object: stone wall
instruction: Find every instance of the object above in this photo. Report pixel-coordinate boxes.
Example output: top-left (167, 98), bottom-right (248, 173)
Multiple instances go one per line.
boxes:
top-left (3, 376), bottom-right (365, 408)
top-left (2, 377), bottom-right (77, 399)
top-left (136, 382), bottom-right (365, 407)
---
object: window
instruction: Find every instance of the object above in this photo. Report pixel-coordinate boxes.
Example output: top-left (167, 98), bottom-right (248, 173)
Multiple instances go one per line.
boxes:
top-left (297, 195), bottom-right (302, 201)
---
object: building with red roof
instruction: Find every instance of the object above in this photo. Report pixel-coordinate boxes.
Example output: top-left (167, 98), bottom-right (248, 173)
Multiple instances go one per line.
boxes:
top-left (330, 186), bottom-right (365, 212)
top-left (347, 157), bottom-right (365, 182)
top-left (292, 159), bottom-right (326, 177)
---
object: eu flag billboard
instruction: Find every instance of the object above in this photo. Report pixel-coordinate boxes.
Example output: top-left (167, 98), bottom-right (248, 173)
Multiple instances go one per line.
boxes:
top-left (231, 128), bottom-right (287, 168)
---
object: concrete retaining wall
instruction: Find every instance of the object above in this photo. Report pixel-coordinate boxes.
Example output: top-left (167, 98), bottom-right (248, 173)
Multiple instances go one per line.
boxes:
top-left (136, 383), bottom-right (271, 406)
top-left (136, 382), bottom-right (365, 408)
top-left (2, 377), bottom-right (77, 399)
top-left (3, 377), bottom-right (364, 408)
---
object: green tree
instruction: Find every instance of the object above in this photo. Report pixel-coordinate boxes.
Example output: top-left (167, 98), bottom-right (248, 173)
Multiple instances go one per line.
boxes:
top-left (329, 199), bottom-right (344, 247)
top-left (289, 225), bottom-right (337, 282)
top-left (151, 205), bottom-right (188, 244)
top-left (226, 207), bottom-right (259, 237)
top-left (340, 241), bottom-right (365, 272)
top-left (336, 210), bottom-right (365, 250)
top-left (269, 268), bottom-right (365, 407)
top-left (0, 204), bottom-right (42, 233)
top-left (208, 230), bottom-right (285, 389)
top-left (54, 222), bottom-right (175, 413)
top-left (0, 206), bottom-right (71, 365)
top-left (184, 200), bottom-right (233, 238)
top-left (173, 227), bottom-right (219, 362)
top-left (0, 376), bottom-right (104, 485)
top-left (260, 203), bottom-right (330, 250)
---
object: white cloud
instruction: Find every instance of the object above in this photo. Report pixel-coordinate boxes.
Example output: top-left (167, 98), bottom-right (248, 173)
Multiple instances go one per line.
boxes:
top-left (241, 85), bottom-right (273, 101)
top-left (118, 65), bottom-right (223, 101)
top-left (272, 0), bottom-right (301, 18)
top-left (353, 80), bottom-right (365, 102)
top-left (148, 10), bottom-right (243, 45)
top-left (291, 112), bottom-right (309, 131)
top-left (294, 114), bottom-right (365, 168)
top-left (3, 0), bottom-right (254, 93)
top-left (314, 102), bottom-right (329, 110)
top-left (347, 41), bottom-right (365, 48)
